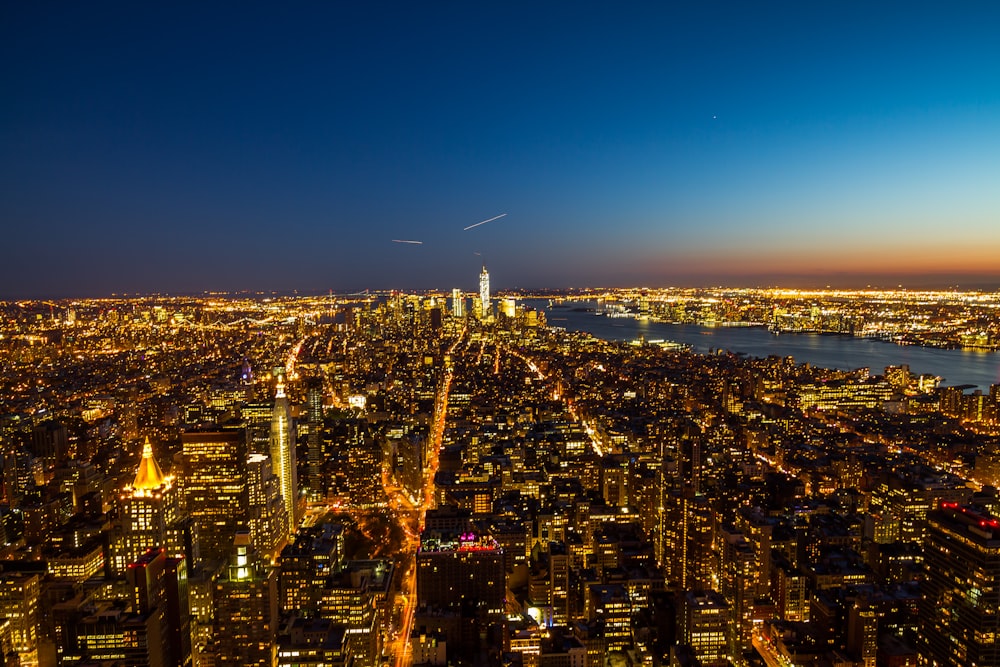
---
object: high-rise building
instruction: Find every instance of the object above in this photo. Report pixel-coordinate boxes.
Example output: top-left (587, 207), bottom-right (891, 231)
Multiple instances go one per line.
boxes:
top-left (500, 297), bottom-right (516, 319)
top-left (319, 560), bottom-right (393, 664)
top-left (240, 402), bottom-right (274, 456)
top-left (246, 452), bottom-right (288, 559)
top-left (342, 420), bottom-right (381, 507)
top-left (278, 524), bottom-right (344, 615)
top-left (52, 548), bottom-right (189, 667)
top-left (271, 378), bottom-right (298, 540)
top-left (30, 419), bottom-right (68, 474)
top-left (919, 503), bottom-right (1000, 666)
top-left (214, 530), bottom-right (278, 667)
top-left (111, 437), bottom-right (180, 575)
top-left (127, 547), bottom-right (191, 667)
top-left (1, 447), bottom-right (35, 506)
top-left (716, 524), bottom-right (756, 658)
top-left (585, 584), bottom-right (632, 651)
top-left (661, 488), bottom-right (713, 590)
top-left (305, 377), bottom-right (324, 501)
top-left (417, 530), bottom-right (504, 618)
top-left (0, 571), bottom-right (40, 657)
top-left (276, 617), bottom-right (352, 667)
top-left (180, 428), bottom-right (249, 564)
top-left (479, 266), bottom-right (490, 320)
top-left (679, 590), bottom-right (731, 667)
top-left (62, 602), bottom-right (166, 667)
top-left (451, 288), bottom-right (465, 318)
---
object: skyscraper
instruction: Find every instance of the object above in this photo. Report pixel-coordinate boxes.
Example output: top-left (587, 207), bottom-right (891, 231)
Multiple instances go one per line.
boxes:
top-left (111, 437), bottom-right (179, 574)
top-left (180, 428), bottom-right (249, 564)
top-left (451, 288), bottom-right (464, 318)
top-left (305, 376), bottom-right (324, 502)
top-left (920, 503), bottom-right (1000, 666)
top-left (479, 265), bottom-right (490, 320)
top-left (270, 378), bottom-right (297, 540)
top-left (679, 590), bottom-right (732, 667)
top-left (127, 547), bottom-right (191, 667)
top-left (215, 530), bottom-right (278, 667)
top-left (416, 530), bottom-right (505, 617)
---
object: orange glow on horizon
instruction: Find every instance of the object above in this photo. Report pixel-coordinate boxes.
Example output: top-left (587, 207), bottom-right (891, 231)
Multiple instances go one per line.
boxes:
top-left (634, 242), bottom-right (1000, 283)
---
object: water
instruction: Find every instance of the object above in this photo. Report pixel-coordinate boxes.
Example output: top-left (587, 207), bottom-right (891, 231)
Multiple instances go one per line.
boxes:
top-left (531, 300), bottom-right (1000, 391)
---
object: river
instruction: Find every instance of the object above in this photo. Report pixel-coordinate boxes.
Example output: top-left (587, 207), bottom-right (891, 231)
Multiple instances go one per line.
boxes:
top-left (528, 300), bottom-right (1000, 391)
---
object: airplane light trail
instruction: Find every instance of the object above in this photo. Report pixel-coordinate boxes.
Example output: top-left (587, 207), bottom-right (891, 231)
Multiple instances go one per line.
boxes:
top-left (463, 213), bottom-right (507, 231)
top-left (392, 239), bottom-right (423, 244)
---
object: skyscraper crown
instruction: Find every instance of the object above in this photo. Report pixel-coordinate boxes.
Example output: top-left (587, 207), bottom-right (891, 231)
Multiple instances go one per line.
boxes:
top-left (132, 437), bottom-right (167, 491)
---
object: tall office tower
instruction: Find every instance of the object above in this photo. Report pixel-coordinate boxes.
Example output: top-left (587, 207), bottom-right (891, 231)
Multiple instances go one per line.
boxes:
top-left (584, 584), bottom-right (632, 651)
top-left (278, 524), bottom-right (344, 615)
top-left (479, 265), bottom-right (490, 319)
top-left (451, 288), bottom-right (465, 317)
top-left (127, 547), bottom-right (191, 667)
top-left (118, 385), bottom-right (140, 440)
top-left (920, 503), bottom-right (1000, 666)
top-left (549, 541), bottom-right (571, 626)
top-left (61, 603), bottom-right (166, 666)
top-left (305, 377), bottom-right (324, 501)
top-left (214, 530), bottom-right (278, 667)
top-left (240, 401), bottom-right (274, 456)
top-left (1, 447), bottom-right (35, 506)
top-left (429, 306), bottom-right (443, 331)
top-left (271, 378), bottom-right (298, 540)
top-left (343, 421), bottom-right (381, 508)
top-left (661, 488), bottom-right (713, 590)
top-left (416, 530), bottom-right (505, 618)
top-left (180, 428), bottom-right (248, 564)
top-left (0, 570), bottom-right (40, 658)
top-left (736, 507), bottom-right (777, 599)
top-left (318, 560), bottom-right (392, 664)
top-left (30, 419), bottom-right (68, 473)
top-left (679, 591), bottom-right (732, 667)
top-left (846, 599), bottom-right (877, 667)
top-left (716, 524), bottom-right (756, 659)
top-left (111, 438), bottom-right (180, 574)
top-left (246, 453), bottom-right (288, 559)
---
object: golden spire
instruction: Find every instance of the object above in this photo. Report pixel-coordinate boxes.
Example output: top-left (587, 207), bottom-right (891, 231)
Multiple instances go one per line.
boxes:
top-left (132, 437), bottom-right (166, 491)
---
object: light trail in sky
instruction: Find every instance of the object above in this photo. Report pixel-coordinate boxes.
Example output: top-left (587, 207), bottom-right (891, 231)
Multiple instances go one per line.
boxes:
top-left (463, 213), bottom-right (507, 231)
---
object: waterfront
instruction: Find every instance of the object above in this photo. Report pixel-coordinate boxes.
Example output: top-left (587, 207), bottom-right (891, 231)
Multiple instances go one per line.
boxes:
top-left (534, 301), bottom-right (1000, 391)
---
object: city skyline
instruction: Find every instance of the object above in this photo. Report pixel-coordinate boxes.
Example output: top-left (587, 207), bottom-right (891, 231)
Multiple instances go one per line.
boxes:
top-left (2, 3), bottom-right (999, 298)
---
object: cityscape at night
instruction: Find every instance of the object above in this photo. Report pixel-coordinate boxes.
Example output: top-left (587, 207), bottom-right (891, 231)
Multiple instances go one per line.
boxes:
top-left (3, 2), bottom-right (1000, 667)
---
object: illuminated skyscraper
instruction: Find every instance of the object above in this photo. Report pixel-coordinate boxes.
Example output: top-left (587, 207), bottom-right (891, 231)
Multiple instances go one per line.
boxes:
top-left (305, 377), bottom-right (324, 501)
top-left (127, 547), bottom-right (191, 667)
top-left (920, 503), bottom-right (1000, 666)
top-left (679, 590), bottom-right (732, 667)
top-left (180, 428), bottom-right (248, 564)
top-left (246, 452), bottom-right (288, 559)
top-left (111, 437), bottom-right (179, 574)
top-left (270, 378), bottom-right (297, 539)
top-left (215, 530), bottom-right (278, 667)
top-left (240, 401), bottom-right (274, 456)
top-left (451, 288), bottom-right (464, 318)
top-left (479, 265), bottom-right (490, 320)
top-left (0, 571), bottom-right (40, 657)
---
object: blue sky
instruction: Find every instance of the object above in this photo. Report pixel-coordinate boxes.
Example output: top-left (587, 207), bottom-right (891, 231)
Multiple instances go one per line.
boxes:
top-left (2, 2), bottom-right (999, 297)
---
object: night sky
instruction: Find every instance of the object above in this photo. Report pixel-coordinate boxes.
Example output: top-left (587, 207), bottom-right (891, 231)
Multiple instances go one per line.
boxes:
top-left (2, 3), bottom-right (999, 298)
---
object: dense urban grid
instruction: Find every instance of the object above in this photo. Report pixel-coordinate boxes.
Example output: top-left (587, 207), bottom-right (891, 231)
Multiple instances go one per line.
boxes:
top-left (2, 276), bottom-right (1000, 667)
